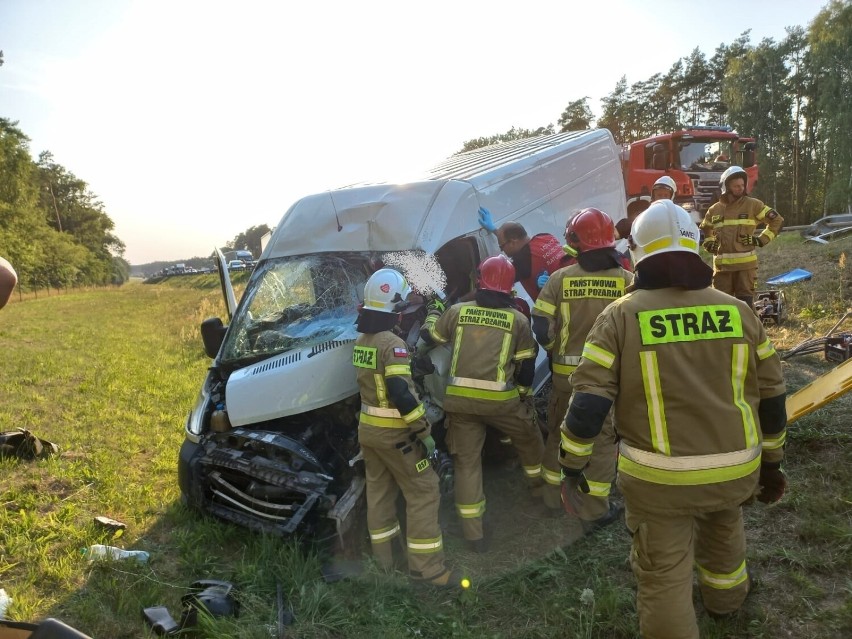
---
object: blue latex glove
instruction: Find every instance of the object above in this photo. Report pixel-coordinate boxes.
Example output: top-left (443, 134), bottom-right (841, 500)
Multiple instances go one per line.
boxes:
top-left (537, 271), bottom-right (549, 289)
top-left (478, 206), bottom-right (497, 233)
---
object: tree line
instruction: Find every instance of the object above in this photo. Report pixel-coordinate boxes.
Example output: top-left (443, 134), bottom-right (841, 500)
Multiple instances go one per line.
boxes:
top-left (0, 118), bottom-right (129, 293)
top-left (462, 1), bottom-right (851, 226)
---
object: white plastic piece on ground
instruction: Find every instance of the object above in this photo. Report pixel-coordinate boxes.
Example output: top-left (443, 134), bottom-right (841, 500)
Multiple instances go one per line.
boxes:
top-left (0, 588), bottom-right (11, 618)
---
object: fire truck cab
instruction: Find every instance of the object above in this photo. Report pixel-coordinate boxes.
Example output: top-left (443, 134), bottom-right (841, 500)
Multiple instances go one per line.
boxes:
top-left (622, 125), bottom-right (758, 225)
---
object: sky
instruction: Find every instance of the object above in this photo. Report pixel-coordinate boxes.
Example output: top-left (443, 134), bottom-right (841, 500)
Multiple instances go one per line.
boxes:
top-left (0, 0), bottom-right (829, 265)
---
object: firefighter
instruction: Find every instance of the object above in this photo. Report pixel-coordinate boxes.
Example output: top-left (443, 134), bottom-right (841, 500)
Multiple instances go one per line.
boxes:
top-left (651, 175), bottom-right (676, 202)
top-left (531, 208), bottom-right (633, 525)
top-left (422, 255), bottom-right (545, 552)
top-left (559, 200), bottom-right (787, 638)
top-left (354, 268), bottom-right (461, 588)
top-left (700, 166), bottom-right (784, 308)
top-left (478, 206), bottom-right (564, 300)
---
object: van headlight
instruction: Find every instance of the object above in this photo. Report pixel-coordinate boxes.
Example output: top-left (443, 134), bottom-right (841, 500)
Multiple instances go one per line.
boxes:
top-left (185, 389), bottom-right (210, 442)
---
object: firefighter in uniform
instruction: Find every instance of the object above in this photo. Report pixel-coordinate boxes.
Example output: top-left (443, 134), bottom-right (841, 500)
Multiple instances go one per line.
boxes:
top-left (700, 166), bottom-right (784, 308)
top-left (560, 200), bottom-right (787, 639)
top-left (531, 208), bottom-right (633, 524)
top-left (354, 268), bottom-right (460, 588)
top-left (422, 255), bottom-right (545, 552)
top-left (651, 175), bottom-right (676, 202)
top-left (617, 177), bottom-right (675, 268)
top-left (478, 206), bottom-right (564, 300)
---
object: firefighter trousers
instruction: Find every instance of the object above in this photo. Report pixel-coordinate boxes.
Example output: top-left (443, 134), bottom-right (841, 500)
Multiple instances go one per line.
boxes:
top-left (625, 504), bottom-right (750, 639)
top-left (712, 268), bottom-right (757, 308)
top-left (545, 387), bottom-right (617, 518)
top-left (360, 433), bottom-right (447, 582)
top-left (445, 399), bottom-right (544, 541)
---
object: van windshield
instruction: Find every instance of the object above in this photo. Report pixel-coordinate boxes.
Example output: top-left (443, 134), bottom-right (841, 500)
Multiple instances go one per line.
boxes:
top-left (220, 254), bottom-right (372, 363)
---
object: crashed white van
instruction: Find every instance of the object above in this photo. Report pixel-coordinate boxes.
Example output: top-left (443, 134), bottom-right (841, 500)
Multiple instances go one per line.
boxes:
top-left (178, 129), bottom-right (627, 543)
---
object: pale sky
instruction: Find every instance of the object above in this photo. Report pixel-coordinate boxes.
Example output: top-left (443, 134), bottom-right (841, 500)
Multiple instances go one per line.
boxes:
top-left (0, 0), bottom-right (827, 264)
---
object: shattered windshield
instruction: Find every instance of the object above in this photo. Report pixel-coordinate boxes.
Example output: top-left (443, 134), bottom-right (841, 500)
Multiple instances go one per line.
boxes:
top-left (220, 254), bottom-right (371, 363)
top-left (677, 139), bottom-right (735, 171)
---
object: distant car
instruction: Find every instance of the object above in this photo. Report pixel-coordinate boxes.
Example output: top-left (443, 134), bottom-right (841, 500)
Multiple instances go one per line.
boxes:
top-left (227, 260), bottom-right (246, 271)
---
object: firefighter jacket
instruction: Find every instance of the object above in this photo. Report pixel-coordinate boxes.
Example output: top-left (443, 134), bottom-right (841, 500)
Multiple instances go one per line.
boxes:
top-left (532, 263), bottom-right (633, 393)
top-left (560, 286), bottom-right (786, 514)
top-left (428, 301), bottom-right (538, 416)
top-left (701, 195), bottom-right (784, 272)
top-left (354, 331), bottom-right (429, 440)
top-left (515, 233), bottom-right (565, 300)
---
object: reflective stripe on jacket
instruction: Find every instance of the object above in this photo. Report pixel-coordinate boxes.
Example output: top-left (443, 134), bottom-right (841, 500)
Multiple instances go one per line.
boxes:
top-left (429, 302), bottom-right (537, 413)
top-left (532, 263), bottom-right (632, 390)
top-left (700, 195), bottom-right (784, 272)
top-left (354, 331), bottom-right (428, 433)
top-left (560, 287), bottom-right (786, 513)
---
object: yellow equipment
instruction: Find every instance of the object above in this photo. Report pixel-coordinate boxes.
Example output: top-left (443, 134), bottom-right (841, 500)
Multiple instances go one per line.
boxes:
top-left (785, 358), bottom-right (852, 424)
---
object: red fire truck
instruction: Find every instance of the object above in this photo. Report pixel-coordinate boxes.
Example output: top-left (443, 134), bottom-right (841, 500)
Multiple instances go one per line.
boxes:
top-left (622, 125), bottom-right (758, 224)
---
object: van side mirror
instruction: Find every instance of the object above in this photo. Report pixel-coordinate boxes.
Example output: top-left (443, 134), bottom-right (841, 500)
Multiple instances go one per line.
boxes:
top-left (652, 144), bottom-right (667, 171)
top-left (742, 142), bottom-right (757, 168)
top-left (201, 317), bottom-right (227, 359)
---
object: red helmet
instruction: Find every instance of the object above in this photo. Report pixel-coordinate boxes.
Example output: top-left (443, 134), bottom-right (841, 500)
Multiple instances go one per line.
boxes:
top-left (565, 208), bottom-right (616, 252)
top-left (477, 255), bottom-right (515, 294)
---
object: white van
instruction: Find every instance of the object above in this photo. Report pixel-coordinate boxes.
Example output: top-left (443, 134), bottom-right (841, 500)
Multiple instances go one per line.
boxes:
top-left (178, 129), bottom-right (627, 543)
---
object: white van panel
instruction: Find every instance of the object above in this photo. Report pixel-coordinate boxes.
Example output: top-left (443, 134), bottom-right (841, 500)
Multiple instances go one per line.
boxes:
top-left (262, 129), bottom-right (626, 261)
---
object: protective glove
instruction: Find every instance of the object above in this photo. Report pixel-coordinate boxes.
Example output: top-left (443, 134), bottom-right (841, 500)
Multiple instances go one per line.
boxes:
top-left (423, 297), bottom-right (445, 333)
top-left (757, 462), bottom-right (786, 503)
top-left (418, 434), bottom-right (436, 458)
top-left (478, 206), bottom-right (497, 233)
top-left (426, 297), bottom-right (446, 316)
top-left (739, 233), bottom-right (766, 247)
top-left (560, 470), bottom-right (590, 516)
top-left (537, 271), bottom-right (550, 289)
top-left (702, 237), bottom-right (720, 254)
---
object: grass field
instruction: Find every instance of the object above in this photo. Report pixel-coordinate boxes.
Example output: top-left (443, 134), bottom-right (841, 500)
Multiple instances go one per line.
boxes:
top-left (1, 233), bottom-right (850, 638)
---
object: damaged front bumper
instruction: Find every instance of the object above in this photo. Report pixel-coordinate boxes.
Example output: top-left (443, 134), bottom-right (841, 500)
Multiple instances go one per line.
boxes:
top-left (178, 428), bottom-right (364, 539)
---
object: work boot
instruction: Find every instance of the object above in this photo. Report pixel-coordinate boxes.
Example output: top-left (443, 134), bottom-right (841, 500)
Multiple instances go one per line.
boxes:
top-left (466, 537), bottom-right (490, 554)
top-left (422, 568), bottom-right (467, 590)
top-left (706, 570), bottom-right (758, 620)
top-left (581, 502), bottom-right (623, 535)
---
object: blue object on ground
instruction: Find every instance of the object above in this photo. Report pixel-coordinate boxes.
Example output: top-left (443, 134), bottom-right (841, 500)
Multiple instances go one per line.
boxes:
top-left (766, 268), bottom-right (813, 285)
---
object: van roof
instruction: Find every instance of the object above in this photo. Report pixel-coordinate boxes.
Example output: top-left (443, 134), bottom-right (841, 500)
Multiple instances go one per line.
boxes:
top-left (264, 129), bottom-right (625, 258)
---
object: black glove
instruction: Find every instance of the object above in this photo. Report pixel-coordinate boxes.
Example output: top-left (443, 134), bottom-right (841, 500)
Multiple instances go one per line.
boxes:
top-left (739, 233), bottom-right (766, 247)
top-left (702, 238), bottom-right (720, 254)
top-left (757, 462), bottom-right (786, 503)
top-left (560, 470), bottom-right (590, 516)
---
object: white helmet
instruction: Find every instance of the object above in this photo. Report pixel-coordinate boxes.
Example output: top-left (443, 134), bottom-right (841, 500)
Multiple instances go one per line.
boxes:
top-left (363, 268), bottom-right (412, 313)
top-left (629, 200), bottom-right (700, 265)
top-left (720, 166), bottom-right (748, 195)
top-left (652, 175), bottom-right (676, 199)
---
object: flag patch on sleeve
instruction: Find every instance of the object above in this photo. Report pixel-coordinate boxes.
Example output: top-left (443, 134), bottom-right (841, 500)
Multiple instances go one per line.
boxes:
top-left (393, 347), bottom-right (408, 357)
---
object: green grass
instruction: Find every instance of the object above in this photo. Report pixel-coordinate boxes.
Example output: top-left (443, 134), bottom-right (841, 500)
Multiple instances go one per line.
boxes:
top-left (1, 235), bottom-right (851, 638)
